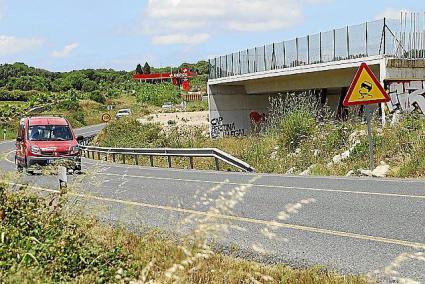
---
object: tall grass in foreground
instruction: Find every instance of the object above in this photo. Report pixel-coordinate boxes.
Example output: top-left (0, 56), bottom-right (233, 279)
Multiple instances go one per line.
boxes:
top-left (0, 176), bottom-right (372, 283)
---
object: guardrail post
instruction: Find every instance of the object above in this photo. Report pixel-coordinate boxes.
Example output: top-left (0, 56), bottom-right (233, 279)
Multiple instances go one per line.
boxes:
top-left (150, 156), bottom-right (154, 167)
top-left (112, 153), bottom-right (116, 162)
top-left (97, 152), bottom-right (101, 160)
top-left (215, 157), bottom-right (220, 171)
top-left (168, 156), bottom-right (172, 168)
top-left (122, 154), bottom-right (126, 164)
top-left (189, 157), bottom-right (194, 169)
top-left (92, 151), bottom-right (95, 160)
top-left (134, 154), bottom-right (139, 165)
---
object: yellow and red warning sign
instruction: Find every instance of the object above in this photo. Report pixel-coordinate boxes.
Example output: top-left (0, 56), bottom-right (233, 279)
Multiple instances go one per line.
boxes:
top-left (343, 63), bottom-right (390, 107)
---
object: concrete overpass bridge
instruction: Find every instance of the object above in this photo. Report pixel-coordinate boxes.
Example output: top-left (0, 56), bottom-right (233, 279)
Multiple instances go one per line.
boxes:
top-left (207, 15), bottom-right (425, 138)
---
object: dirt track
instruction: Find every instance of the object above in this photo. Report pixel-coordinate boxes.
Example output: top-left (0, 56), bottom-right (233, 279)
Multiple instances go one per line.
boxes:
top-left (139, 111), bottom-right (209, 129)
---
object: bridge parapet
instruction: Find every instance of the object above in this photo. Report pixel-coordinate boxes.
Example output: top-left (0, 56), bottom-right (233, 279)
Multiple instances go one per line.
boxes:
top-left (209, 17), bottom-right (424, 80)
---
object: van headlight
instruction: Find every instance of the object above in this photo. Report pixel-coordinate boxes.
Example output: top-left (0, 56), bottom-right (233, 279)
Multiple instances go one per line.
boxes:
top-left (30, 145), bottom-right (41, 154)
top-left (70, 145), bottom-right (80, 155)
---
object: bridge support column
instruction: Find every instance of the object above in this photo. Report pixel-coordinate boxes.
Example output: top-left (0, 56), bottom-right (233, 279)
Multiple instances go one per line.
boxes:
top-left (208, 84), bottom-right (270, 138)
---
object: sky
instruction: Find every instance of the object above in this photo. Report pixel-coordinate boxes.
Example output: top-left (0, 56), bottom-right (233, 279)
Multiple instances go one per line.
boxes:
top-left (0, 0), bottom-right (423, 72)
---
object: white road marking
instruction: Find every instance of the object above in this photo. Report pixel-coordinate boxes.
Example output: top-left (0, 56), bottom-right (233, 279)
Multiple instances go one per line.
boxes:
top-left (96, 172), bottom-right (425, 200)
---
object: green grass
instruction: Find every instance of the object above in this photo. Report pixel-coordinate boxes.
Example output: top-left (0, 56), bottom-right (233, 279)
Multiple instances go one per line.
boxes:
top-left (186, 100), bottom-right (208, 112)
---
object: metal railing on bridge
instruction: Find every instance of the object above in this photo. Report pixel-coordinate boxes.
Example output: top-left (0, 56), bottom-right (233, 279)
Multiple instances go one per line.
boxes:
top-left (209, 14), bottom-right (425, 80)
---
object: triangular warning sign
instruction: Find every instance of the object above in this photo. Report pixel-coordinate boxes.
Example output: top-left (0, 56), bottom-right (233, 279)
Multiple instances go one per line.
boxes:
top-left (343, 63), bottom-right (390, 107)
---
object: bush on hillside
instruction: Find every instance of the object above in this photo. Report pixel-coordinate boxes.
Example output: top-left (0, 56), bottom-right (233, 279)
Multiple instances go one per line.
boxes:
top-left (279, 110), bottom-right (316, 151)
top-left (0, 89), bottom-right (46, 102)
top-left (97, 118), bottom-right (165, 148)
top-left (87, 90), bottom-right (106, 104)
top-left (135, 83), bottom-right (181, 107)
top-left (57, 94), bottom-right (80, 111)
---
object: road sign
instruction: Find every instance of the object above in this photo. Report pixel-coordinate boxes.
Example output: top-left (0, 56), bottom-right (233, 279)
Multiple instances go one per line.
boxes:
top-left (102, 113), bottom-right (111, 122)
top-left (343, 63), bottom-right (390, 107)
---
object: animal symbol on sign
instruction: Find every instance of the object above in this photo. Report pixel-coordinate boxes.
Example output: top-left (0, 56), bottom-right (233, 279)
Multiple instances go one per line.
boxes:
top-left (359, 81), bottom-right (373, 98)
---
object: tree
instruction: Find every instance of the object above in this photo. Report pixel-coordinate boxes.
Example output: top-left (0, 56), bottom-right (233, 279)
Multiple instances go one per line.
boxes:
top-left (194, 60), bottom-right (209, 75)
top-left (143, 62), bottom-right (151, 74)
top-left (135, 64), bottom-right (143, 74)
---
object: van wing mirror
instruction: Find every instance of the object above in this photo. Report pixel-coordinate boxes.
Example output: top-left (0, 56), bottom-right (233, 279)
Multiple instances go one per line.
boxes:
top-left (16, 137), bottom-right (23, 142)
top-left (76, 135), bottom-right (84, 143)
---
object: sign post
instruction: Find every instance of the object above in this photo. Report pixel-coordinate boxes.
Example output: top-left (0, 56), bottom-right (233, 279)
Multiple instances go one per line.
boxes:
top-left (343, 63), bottom-right (391, 171)
top-left (365, 105), bottom-right (375, 170)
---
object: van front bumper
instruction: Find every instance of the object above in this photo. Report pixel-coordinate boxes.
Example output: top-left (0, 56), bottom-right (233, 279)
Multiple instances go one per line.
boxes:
top-left (27, 155), bottom-right (81, 170)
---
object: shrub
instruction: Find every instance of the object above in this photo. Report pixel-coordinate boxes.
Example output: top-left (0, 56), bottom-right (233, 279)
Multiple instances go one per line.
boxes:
top-left (186, 100), bottom-right (208, 112)
top-left (57, 92), bottom-right (81, 111)
top-left (325, 123), bottom-right (353, 150)
top-left (87, 91), bottom-right (106, 104)
top-left (398, 147), bottom-right (425, 177)
top-left (97, 118), bottom-right (164, 148)
top-left (135, 83), bottom-right (181, 107)
top-left (67, 110), bottom-right (85, 126)
top-left (0, 183), bottom-right (128, 283)
top-left (279, 110), bottom-right (316, 151)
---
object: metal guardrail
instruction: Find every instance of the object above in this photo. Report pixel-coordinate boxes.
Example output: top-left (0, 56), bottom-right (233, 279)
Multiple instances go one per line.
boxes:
top-left (78, 135), bottom-right (255, 173)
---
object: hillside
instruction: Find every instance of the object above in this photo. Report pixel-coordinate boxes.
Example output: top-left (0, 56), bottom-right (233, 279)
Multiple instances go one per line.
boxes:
top-left (0, 62), bottom-right (208, 138)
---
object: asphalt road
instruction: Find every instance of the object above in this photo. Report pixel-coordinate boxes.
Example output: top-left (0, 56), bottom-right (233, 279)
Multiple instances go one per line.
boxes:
top-left (1, 123), bottom-right (424, 282)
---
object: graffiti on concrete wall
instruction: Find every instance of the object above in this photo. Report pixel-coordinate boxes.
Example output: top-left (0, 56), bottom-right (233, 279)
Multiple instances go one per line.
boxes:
top-left (210, 117), bottom-right (245, 138)
top-left (250, 111), bottom-right (266, 125)
top-left (386, 81), bottom-right (425, 113)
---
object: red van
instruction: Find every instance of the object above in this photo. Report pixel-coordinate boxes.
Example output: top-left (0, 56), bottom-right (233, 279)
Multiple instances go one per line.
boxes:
top-left (15, 116), bottom-right (83, 173)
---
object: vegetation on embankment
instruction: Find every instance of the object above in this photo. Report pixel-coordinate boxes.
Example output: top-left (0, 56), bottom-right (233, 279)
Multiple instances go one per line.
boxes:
top-left (0, 62), bottom-right (208, 139)
top-left (95, 95), bottom-right (425, 178)
top-left (0, 181), bottom-right (369, 283)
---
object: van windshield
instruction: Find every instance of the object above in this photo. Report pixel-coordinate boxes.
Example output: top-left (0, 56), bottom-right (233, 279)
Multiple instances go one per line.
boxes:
top-left (29, 125), bottom-right (73, 141)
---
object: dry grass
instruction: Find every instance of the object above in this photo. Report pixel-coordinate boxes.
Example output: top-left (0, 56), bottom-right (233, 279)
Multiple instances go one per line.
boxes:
top-left (85, 225), bottom-right (370, 284)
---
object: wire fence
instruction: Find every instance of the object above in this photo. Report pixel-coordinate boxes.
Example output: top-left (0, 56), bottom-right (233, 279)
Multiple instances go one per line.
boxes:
top-left (209, 13), bottom-right (425, 80)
